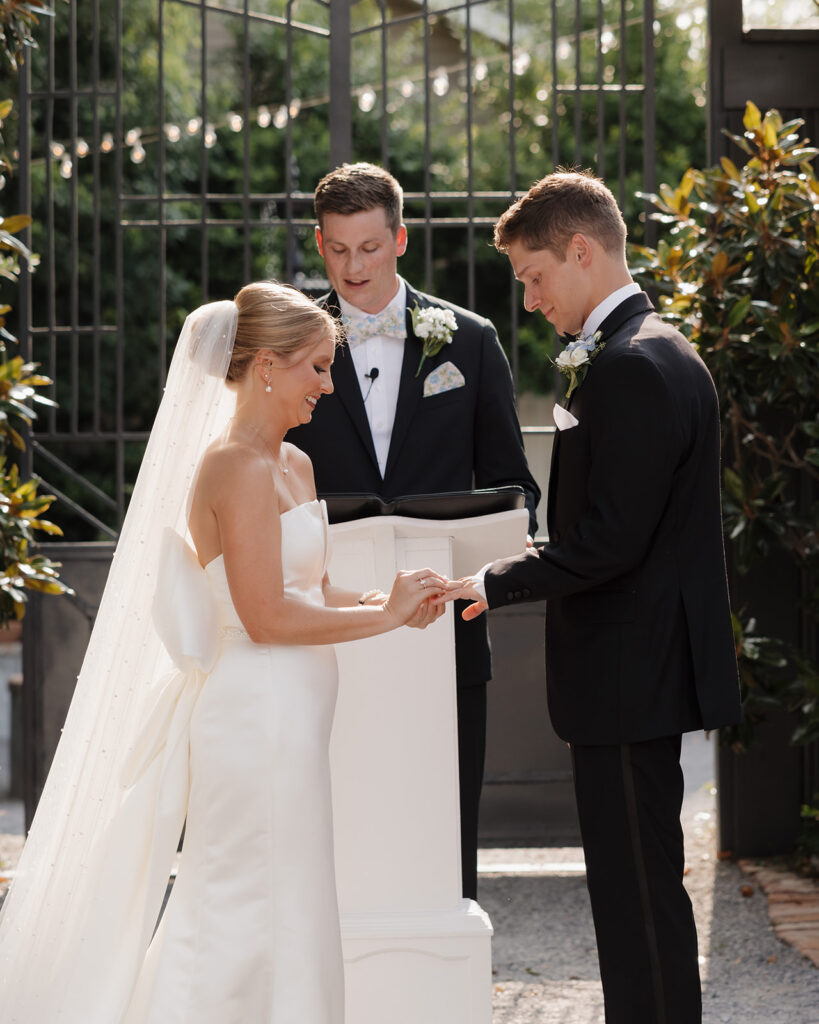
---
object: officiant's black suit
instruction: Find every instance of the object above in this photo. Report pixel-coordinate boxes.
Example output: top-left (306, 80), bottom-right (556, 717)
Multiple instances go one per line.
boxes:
top-left (485, 292), bottom-right (741, 1023)
top-left (288, 283), bottom-right (540, 899)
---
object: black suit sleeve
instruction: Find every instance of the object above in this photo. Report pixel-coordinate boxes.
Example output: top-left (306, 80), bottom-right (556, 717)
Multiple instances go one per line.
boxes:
top-left (473, 322), bottom-right (541, 536)
top-left (485, 352), bottom-right (679, 605)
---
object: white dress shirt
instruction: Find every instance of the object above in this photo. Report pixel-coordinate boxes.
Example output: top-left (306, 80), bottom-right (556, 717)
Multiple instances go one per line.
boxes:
top-left (471, 281), bottom-right (642, 603)
top-left (337, 279), bottom-right (407, 478)
top-left (579, 281), bottom-right (641, 340)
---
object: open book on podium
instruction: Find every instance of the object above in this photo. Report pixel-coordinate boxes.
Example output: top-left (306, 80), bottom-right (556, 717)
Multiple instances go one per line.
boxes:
top-left (324, 485), bottom-right (528, 579)
top-left (323, 487), bottom-right (529, 1024)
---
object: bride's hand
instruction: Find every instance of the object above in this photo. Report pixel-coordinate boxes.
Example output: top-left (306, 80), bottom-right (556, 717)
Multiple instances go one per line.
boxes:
top-left (405, 596), bottom-right (446, 630)
top-left (384, 569), bottom-right (448, 625)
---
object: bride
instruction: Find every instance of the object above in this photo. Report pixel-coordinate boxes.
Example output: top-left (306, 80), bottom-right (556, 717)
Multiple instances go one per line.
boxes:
top-left (0, 281), bottom-right (446, 1023)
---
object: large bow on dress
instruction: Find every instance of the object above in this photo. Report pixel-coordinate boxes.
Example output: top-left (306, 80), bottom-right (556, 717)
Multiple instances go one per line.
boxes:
top-left (117, 528), bottom-right (220, 955)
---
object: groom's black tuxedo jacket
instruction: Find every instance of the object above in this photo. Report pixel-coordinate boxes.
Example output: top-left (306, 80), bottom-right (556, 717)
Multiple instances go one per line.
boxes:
top-left (288, 283), bottom-right (540, 688)
top-left (485, 292), bottom-right (741, 744)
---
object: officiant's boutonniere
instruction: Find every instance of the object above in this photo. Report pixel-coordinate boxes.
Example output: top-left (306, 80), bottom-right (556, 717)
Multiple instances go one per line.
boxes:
top-left (411, 304), bottom-right (458, 377)
top-left (553, 331), bottom-right (605, 403)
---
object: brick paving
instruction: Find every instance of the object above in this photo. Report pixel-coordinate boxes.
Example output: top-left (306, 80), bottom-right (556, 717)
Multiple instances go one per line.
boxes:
top-left (739, 860), bottom-right (819, 968)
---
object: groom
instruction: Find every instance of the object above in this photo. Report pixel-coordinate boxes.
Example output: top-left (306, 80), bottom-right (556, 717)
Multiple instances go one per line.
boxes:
top-left (444, 171), bottom-right (741, 1022)
top-left (288, 162), bottom-right (540, 901)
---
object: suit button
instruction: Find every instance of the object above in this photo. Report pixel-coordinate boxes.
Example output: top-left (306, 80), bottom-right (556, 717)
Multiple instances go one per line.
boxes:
top-left (514, 590), bottom-right (522, 599)
top-left (506, 591), bottom-right (515, 601)
top-left (523, 588), bottom-right (531, 597)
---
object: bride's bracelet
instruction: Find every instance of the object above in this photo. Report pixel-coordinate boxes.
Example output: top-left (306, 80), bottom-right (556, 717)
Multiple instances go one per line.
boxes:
top-left (358, 588), bottom-right (384, 605)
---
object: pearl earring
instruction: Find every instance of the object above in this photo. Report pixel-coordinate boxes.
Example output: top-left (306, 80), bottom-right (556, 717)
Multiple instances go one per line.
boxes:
top-left (264, 374), bottom-right (272, 393)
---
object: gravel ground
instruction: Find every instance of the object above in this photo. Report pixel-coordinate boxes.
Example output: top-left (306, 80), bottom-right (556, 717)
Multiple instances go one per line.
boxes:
top-left (480, 731), bottom-right (819, 1023)
top-left (2, 734), bottom-right (817, 1022)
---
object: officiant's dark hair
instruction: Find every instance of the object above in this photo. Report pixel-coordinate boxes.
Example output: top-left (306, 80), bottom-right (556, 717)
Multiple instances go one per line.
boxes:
top-left (494, 169), bottom-right (627, 261)
top-left (227, 281), bottom-right (340, 383)
top-left (314, 163), bottom-right (403, 235)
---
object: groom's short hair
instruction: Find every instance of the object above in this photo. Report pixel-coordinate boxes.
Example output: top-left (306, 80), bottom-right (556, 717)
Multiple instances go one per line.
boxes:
top-left (494, 169), bottom-right (627, 261)
top-left (314, 163), bottom-right (404, 235)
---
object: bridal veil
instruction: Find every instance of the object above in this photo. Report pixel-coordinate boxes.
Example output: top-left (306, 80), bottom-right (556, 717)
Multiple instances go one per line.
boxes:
top-left (0, 300), bottom-right (238, 1021)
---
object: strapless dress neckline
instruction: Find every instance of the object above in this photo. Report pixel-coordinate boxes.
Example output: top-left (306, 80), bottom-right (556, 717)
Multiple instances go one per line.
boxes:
top-left (203, 499), bottom-right (322, 572)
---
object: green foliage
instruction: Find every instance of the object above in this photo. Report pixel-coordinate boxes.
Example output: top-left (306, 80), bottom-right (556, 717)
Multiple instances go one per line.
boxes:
top-left (0, 0), bottom-right (70, 622)
top-left (0, 0), bottom-right (54, 69)
top-left (795, 796), bottom-right (819, 875)
top-left (634, 102), bottom-right (819, 749)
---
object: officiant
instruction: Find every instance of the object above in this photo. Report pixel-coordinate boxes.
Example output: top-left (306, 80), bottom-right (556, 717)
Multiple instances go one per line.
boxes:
top-left (288, 162), bottom-right (539, 899)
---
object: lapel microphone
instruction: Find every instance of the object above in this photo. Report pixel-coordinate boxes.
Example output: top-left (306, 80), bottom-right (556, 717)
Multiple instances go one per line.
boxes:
top-left (363, 366), bottom-right (379, 403)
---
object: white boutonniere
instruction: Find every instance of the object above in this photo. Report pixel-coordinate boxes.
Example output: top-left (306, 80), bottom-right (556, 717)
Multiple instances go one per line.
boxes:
top-left (553, 330), bottom-right (605, 402)
top-left (411, 304), bottom-right (458, 377)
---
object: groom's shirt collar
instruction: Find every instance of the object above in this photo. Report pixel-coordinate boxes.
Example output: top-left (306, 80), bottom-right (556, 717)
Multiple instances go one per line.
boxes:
top-left (580, 281), bottom-right (641, 340)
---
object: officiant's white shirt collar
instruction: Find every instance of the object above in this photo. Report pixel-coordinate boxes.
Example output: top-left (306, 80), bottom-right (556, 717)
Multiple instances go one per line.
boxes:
top-left (580, 281), bottom-right (641, 340)
top-left (336, 277), bottom-right (406, 321)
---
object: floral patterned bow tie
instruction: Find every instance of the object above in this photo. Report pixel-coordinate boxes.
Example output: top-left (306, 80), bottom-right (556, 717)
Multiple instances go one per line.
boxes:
top-left (341, 308), bottom-right (407, 348)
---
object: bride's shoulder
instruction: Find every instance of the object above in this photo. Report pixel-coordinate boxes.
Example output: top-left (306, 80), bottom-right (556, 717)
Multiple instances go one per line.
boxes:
top-left (199, 437), bottom-right (270, 491)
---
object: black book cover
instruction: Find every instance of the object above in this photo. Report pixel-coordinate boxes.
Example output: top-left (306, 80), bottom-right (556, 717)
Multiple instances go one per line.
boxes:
top-left (322, 486), bottom-right (525, 525)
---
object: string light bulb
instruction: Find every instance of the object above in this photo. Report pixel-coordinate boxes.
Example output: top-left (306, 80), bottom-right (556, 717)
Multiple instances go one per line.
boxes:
top-left (50, 141), bottom-right (65, 159)
top-left (186, 117), bottom-right (202, 135)
top-left (59, 157), bottom-right (72, 179)
top-left (228, 112), bottom-right (243, 132)
top-left (101, 132), bottom-right (114, 153)
top-left (257, 106), bottom-right (271, 128)
top-left (358, 87), bottom-right (376, 113)
top-left (130, 143), bottom-right (146, 164)
top-left (432, 69), bottom-right (449, 97)
top-left (273, 106), bottom-right (288, 129)
top-left (76, 139), bottom-right (89, 158)
top-left (164, 123), bottom-right (182, 142)
top-left (204, 124), bottom-right (217, 148)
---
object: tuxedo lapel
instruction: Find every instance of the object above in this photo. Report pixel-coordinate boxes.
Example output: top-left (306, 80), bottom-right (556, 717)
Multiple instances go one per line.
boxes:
top-left (320, 290), bottom-right (380, 473)
top-left (546, 293), bottom-right (652, 537)
top-left (383, 284), bottom-right (426, 481)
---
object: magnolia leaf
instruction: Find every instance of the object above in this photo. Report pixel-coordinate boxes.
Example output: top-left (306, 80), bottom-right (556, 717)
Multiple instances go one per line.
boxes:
top-left (22, 578), bottom-right (69, 595)
top-left (679, 168), bottom-right (696, 199)
top-left (712, 251), bottom-right (729, 276)
top-left (727, 294), bottom-right (751, 328)
top-left (720, 156), bottom-right (741, 181)
top-left (743, 101), bottom-right (762, 131)
top-left (0, 99), bottom-right (12, 121)
top-left (724, 467), bottom-right (745, 503)
top-left (799, 421), bottom-right (819, 439)
top-left (805, 449), bottom-right (819, 468)
top-left (5, 425), bottom-right (25, 451)
top-left (28, 518), bottom-right (63, 536)
top-left (745, 190), bottom-right (759, 213)
top-left (0, 215), bottom-right (32, 235)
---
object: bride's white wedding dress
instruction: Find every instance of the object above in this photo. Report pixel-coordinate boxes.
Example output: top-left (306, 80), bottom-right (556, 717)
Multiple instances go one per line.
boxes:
top-left (124, 498), bottom-right (344, 1024)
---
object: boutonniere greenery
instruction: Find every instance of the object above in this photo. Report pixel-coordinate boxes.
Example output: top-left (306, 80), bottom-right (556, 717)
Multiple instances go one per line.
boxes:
top-left (553, 330), bottom-right (605, 403)
top-left (411, 304), bottom-right (458, 377)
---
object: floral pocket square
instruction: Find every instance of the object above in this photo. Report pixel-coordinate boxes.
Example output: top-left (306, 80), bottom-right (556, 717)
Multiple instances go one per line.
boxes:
top-left (423, 361), bottom-right (465, 397)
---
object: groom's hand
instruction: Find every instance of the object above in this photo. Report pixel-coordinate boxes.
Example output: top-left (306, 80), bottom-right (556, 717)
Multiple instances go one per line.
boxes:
top-left (435, 578), bottom-right (488, 620)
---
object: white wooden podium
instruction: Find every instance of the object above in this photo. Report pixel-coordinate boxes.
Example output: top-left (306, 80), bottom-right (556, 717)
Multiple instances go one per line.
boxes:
top-left (327, 508), bottom-right (528, 1024)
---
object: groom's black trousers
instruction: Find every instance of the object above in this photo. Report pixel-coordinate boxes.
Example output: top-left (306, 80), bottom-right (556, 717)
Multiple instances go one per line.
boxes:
top-left (571, 735), bottom-right (701, 1024)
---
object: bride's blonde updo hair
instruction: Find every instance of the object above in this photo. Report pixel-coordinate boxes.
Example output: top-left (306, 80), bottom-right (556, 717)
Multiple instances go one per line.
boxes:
top-left (226, 280), bottom-right (340, 384)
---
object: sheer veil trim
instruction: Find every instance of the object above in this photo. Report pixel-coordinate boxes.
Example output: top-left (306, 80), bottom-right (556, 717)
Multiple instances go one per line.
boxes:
top-left (0, 300), bottom-right (239, 1022)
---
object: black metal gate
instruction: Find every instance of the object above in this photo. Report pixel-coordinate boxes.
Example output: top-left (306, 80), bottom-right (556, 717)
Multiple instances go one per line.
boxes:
top-left (17, 0), bottom-right (659, 539)
top-left (17, 0), bottom-right (663, 838)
